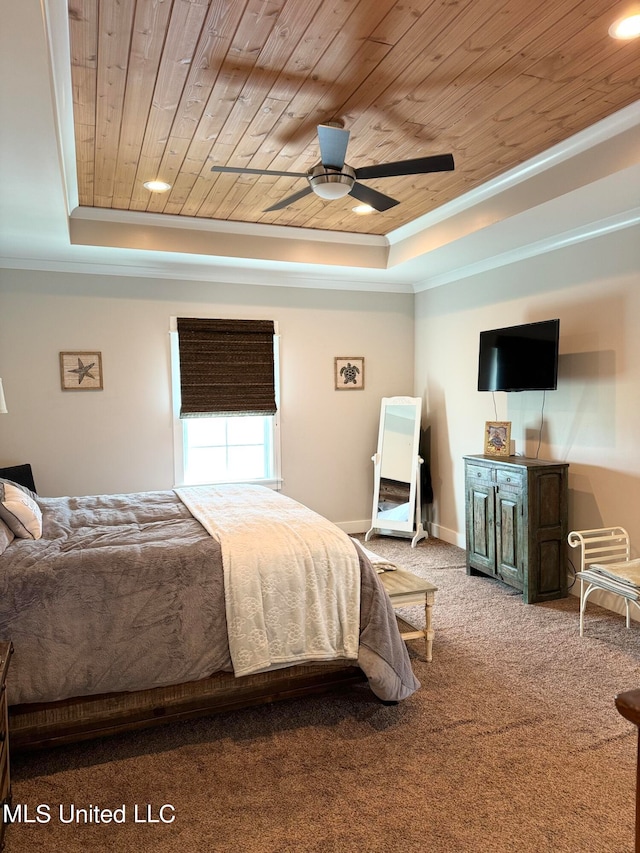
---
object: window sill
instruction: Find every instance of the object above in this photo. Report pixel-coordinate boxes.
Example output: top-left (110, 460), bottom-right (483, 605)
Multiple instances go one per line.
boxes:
top-left (175, 478), bottom-right (283, 491)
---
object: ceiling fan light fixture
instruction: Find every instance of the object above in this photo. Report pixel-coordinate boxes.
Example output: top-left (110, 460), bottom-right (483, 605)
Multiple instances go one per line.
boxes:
top-left (312, 181), bottom-right (352, 200)
top-left (208, 127), bottom-right (453, 212)
top-left (308, 164), bottom-right (355, 200)
top-left (608, 12), bottom-right (640, 38)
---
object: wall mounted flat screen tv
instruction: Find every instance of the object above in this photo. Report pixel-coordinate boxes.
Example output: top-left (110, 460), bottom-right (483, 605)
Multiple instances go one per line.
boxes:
top-left (478, 319), bottom-right (560, 392)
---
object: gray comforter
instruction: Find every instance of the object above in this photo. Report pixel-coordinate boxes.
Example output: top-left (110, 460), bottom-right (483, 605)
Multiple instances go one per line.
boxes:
top-left (0, 490), bottom-right (419, 705)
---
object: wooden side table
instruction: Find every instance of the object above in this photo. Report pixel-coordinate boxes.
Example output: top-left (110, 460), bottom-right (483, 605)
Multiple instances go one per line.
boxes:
top-left (379, 569), bottom-right (437, 661)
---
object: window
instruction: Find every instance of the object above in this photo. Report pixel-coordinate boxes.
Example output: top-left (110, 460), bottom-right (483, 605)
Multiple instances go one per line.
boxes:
top-left (182, 415), bottom-right (277, 484)
top-left (170, 319), bottom-right (281, 488)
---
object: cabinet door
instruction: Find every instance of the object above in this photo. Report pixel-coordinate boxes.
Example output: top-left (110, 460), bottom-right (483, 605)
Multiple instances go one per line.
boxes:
top-left (527, 468), bottom-right (568, 602)
top-left (495, 484), bottom-right (524, 587)
top-left (466, 480), bottom-right (496, 574)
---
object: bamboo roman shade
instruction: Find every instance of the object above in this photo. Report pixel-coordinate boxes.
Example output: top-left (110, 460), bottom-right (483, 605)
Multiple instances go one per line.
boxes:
top-left (177, 318), bottom-right (277, 418)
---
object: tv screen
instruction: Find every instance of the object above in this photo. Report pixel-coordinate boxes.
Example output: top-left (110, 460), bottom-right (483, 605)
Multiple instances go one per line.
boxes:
top-left (478, 319), bottom-right (560, 392)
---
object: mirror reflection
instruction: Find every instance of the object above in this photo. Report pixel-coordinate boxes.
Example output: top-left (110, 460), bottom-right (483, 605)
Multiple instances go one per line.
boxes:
top-left (376, 405), bottom-right (416, 523)
top-left (366, 396), bottom-right (427, 547)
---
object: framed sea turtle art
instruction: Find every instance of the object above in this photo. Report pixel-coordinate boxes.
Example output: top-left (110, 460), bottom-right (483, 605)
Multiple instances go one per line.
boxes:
top-left (334, 357), bottom-right (364, 390)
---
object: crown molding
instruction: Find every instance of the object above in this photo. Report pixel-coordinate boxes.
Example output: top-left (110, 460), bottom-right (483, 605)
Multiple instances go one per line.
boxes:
top-left (70, 206), bottom-right (388, 248)
top-left (388, 100), bottom-right (640, 247)
top-left (0, 254), bottom-right (413, 294)
top-left (69, 207), bottom-right (390, 271)
top-left (411, 208), bottom-right (640, 292)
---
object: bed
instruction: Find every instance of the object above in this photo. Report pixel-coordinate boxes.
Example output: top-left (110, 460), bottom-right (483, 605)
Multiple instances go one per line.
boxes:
top-left (0, 477), bottom-right (419, 750)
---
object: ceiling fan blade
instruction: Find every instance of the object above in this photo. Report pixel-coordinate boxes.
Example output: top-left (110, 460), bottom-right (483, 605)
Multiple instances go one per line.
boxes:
top-left (349, 182), bottom-right (399, 212)
top-left (317, 124), bottom-right (350, 170)
top-left (354, 153), bottom-right (455, 180)
top-left (211, 165), bottom-right (307, 178)
top-left (263, 185), bottom-right (314, 212)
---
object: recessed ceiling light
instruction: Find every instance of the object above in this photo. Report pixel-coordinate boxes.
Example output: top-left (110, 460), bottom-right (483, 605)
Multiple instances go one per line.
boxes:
top-left (608, 12), bottom-right (640, 39)
top-left (143, 180), bottom-right (172, 192)
top-left (352, 204), bottom-right (374, 215)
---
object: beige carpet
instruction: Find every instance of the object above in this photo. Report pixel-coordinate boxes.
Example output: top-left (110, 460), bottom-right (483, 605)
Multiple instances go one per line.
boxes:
top-left (8, 534), bottom-right (640, 853)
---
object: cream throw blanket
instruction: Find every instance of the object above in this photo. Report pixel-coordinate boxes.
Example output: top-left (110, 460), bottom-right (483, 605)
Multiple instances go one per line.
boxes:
top-left (176, 485), bottom-right (361, 677)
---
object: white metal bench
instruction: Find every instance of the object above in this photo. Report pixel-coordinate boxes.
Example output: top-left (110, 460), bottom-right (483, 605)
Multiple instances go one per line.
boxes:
top-left (567, 527), bottom-right (640, 636)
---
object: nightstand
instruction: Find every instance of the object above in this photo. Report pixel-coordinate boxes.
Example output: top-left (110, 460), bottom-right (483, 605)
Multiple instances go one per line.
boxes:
top-left (0, 642), bottom-right (13, 851)
top-left (379, 570), bottom-right (437, 661)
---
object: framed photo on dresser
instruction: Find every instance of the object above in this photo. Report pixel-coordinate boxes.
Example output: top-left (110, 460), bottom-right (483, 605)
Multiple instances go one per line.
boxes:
top-left (484, 421), bottom-right (511, 456)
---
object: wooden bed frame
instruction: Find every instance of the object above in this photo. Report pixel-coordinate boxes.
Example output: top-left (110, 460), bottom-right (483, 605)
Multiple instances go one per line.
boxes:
top-left (9, 661), bottom-right (366, 751)
top-left (3, 466), bottom-right (371, 751)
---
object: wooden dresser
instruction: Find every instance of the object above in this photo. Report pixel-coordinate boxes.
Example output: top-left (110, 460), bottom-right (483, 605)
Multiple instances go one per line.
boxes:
top-left (464, 455), bottom-right (569, 603)
top-left (0, 642), bottom-right (13, 851)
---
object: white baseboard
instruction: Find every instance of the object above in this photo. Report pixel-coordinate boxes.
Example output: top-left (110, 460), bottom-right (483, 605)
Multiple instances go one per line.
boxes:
top-left (336, 519), bottom-right (466, 549)
top-left (428, 523), bottom-right (465, 548)
top-left (336, 520), bottom-right (370, 535)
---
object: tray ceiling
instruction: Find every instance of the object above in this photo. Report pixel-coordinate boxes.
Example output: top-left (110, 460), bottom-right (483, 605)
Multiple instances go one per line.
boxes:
top-left (68, 0), bottom-right (640, 238)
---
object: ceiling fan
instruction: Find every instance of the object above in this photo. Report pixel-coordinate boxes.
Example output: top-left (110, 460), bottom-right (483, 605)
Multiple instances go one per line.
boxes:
top-left (211, 123), bottom-right (455, 213)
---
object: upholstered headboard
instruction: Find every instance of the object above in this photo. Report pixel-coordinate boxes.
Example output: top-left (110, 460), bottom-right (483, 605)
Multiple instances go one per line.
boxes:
top-left (0, 464), bottom-right (36, 493)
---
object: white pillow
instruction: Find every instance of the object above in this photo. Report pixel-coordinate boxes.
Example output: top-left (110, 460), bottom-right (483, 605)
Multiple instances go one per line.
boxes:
top-left (0, 481), bottom-right (42, 540)
top-left (0, 519), bottom-right (15, 554)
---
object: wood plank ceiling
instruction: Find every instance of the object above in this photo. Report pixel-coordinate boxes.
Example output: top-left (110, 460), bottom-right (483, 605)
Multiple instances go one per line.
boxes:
top-left (69, 0), bottom-right (640, 237)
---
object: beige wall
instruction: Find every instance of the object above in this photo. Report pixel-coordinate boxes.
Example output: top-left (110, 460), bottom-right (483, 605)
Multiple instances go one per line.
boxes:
top-left (1, 221), bottom-right (638, 564)
top-left (0, 269), bottom-right (414, 528)
top-left (414, 224), bottom-right (640, 611)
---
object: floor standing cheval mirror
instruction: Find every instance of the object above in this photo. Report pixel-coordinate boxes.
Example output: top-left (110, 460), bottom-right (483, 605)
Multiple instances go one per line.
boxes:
top-left (365, 396), bottom-right (427, 548)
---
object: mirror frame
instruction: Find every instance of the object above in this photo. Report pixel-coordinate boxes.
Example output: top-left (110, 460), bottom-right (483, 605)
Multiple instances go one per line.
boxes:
top-left (365, 396), bottom-right (426, 547)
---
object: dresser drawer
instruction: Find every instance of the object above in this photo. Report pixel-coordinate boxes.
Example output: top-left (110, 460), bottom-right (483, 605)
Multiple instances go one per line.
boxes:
top-left (467, 464), bottom-right (494, 484)
top-left (496, 468), bottom-right (523, 488)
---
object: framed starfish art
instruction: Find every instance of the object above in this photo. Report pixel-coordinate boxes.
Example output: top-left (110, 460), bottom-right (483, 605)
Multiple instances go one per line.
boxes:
top-left (60, 351), bottom-right (103, 391)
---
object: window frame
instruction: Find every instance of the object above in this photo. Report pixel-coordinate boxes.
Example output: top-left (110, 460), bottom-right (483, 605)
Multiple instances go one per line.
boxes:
top-left (170, 321), bottom-right (282, 489)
